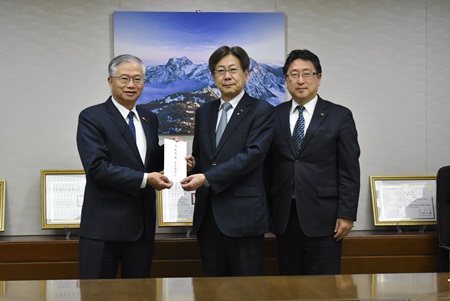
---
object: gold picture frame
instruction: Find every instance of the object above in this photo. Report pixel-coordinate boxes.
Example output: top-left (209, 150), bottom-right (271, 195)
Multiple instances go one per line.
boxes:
top-left (370, 175), bottom-right (437, 226)
top-left (157, 188), bottom-right (195, 227)
top-left (0, 180), bottom-right (5, 232)
top-left (41, 170), bottom-right (85, 229)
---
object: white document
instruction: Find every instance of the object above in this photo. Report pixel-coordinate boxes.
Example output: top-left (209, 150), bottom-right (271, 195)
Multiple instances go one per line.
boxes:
top-left (163, 138), bottom-right (187, 181)
top-left (162, 139), bottom-right (195, 224)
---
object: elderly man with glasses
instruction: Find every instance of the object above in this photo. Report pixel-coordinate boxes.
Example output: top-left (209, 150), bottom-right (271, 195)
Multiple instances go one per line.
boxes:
top-left (76, 54), bottom-right (173, 279)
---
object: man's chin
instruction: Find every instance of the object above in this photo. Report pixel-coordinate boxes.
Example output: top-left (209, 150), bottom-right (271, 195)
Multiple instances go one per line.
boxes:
top-left (125, 96), bottom-right (140, 102)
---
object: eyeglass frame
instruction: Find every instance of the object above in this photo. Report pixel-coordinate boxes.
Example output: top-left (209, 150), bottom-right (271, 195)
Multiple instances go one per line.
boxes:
top-left (110, 76), bottom-right (146, 85)
top-left (286, 71), bottom-right (320, 81)
top-left (213, 68), bottom-right (243, 76)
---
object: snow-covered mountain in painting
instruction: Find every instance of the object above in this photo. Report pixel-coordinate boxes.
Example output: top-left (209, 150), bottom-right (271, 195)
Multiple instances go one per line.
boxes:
top-left (139, 56), bottom-right (285, 134)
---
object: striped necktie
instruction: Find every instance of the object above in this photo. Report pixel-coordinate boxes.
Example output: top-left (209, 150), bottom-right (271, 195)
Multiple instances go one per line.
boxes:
top-left (292, 106), bottom-right (305, 153)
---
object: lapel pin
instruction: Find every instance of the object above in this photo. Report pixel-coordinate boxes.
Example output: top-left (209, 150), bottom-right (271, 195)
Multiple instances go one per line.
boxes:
top-left (320, 113), bottom-right (325, 117)
top-left (237, 109), bottom-right (244, 116)
top-left (142, 117), bottom-right (148, 123)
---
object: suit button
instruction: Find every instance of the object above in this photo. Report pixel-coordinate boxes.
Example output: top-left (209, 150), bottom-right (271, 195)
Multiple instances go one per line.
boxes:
top-left (212, 162), bottom-right (217, 166)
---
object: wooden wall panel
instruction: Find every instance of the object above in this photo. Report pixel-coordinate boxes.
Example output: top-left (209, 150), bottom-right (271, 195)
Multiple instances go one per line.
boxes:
top-left (0, 232), bottom-right (439, 280)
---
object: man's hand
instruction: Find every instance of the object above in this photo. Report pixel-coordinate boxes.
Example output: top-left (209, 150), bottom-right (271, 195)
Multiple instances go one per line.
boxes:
top-left (147, 172), bottom-right (173, 190)
top-left (180, 173), bottom-right (205, 191)
top-left (185, 154), bottom-right (196, 173)
top-left (333, 218), bottom-right (354, 241)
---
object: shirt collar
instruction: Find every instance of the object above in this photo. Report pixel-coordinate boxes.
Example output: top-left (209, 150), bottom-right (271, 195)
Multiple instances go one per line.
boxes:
top-left (111, 97), bottom-right (138, 120)
top-left (290, 95), bottom-right (318, 115)
top-left (220, 90), bottom-right (245, 110)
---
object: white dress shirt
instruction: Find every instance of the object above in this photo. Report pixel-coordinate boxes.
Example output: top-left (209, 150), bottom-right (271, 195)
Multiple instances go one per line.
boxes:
top-left (290, 95), bottom-right (318, 135)
top-left (111, 97), bottom-right (148, 188)
top-left (215, 89), bottom-right (245, 130)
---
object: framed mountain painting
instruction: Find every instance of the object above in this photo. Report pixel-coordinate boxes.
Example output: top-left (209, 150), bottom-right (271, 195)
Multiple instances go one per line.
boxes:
top-left (114, 11), bottom-right (285, 134)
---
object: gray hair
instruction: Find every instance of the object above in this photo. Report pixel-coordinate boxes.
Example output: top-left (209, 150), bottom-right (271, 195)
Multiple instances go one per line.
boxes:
top-left (108, 54), bottom-right (146, 77)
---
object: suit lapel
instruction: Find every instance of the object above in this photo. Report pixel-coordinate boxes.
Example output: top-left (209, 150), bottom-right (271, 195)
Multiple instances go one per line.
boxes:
top-left (298, 97), bottom-right (328, 156)
top-left (215, 94), bottom-right (252, 153)
top-left (208, 100), bottom-right (221, 152)
top-left (106, 98), bottom-right (142, 165)
top-left (279, 100), bottom-right (297, 157)
top-left (136, 106), bottom-right (152, 167)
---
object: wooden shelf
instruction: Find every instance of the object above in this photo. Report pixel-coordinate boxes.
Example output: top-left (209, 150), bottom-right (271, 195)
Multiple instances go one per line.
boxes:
top-left (0, 231), bottom-right (439, 280)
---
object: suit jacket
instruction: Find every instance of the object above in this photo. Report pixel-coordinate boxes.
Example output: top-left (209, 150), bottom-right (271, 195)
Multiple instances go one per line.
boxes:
top-left (267, 96), bottom-right (360, 237)
top-left (191, 92), bottom-right (274, 237)
top-left (76, 97), bottom-right (163, 241)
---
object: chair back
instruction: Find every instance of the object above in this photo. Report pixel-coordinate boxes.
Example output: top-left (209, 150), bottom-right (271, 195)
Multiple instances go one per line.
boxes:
top-left (437, 166), bottom-right (450, 246)
top-left (436, 166), bottom-right (450, 272)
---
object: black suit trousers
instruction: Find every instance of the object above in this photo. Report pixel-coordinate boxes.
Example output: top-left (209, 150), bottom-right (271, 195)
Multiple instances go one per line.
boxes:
top-left (196, 201), bottom-right (264, 277)
top-left (79, 232), bottom-right (154, 279)
top-left (276, 200), bottom-right (342, 275)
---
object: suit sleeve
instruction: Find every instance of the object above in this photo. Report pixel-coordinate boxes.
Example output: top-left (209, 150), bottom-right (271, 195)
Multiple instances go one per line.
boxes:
top-left (337, 109), bottom-right (360, 220)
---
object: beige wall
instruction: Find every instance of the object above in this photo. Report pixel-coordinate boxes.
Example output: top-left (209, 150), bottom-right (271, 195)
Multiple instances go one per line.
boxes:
top-left (0, 0), bottom-right (449, 235)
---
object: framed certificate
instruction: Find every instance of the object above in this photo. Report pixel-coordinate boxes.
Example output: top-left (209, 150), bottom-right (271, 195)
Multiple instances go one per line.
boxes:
top-left (157, 188), bottom-right (195, 227)
top-left (370, 175), bottom-right (437, 226)
top-left (0, 180), bottom-right (5, 232)
top-left (41, 170), bottom-right (85, 229)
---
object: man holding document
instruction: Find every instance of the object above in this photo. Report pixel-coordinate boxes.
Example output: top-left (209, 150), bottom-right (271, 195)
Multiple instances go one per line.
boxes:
top-left (76, 54), bottom-right (173, 279)
top-left (181, 45), bottom-right (274, 276)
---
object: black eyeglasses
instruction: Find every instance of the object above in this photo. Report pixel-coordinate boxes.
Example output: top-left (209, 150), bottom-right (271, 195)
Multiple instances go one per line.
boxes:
top-left (286, 72), bottom-right (319, 81)
top-left (111, 76), bottom-right (145, 85)
top-left (213, 68), bottom-right (242, 76)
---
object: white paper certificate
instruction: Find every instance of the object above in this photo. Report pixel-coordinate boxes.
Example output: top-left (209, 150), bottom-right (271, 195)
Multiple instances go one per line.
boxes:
top-left (378, 182), bottom-right (435, 220)
top-left (370, 176), bottom-right (437, 226)
top-left (41, 170), bottom-right (86, 229)
top-left (160, 139), bottom-right (195, 226)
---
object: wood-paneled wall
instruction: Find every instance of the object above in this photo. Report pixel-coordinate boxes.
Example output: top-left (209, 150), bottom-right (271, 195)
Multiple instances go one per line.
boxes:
top-left (0, 231), bottom-right (439, 280)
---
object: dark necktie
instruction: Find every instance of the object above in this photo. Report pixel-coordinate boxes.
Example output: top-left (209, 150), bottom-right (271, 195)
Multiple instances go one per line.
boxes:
top-left (292, 106), bottom-right (305, 153)
top-left (128, 111), bottom-right (136, 140)
top-left (216, 102), bottom-right (232, 146)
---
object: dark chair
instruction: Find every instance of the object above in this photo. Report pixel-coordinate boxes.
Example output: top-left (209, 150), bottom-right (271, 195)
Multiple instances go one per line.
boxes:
top-left (437, 165), bottom-right (450, 272)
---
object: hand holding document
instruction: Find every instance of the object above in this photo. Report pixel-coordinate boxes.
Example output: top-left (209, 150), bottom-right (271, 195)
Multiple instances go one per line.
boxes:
top-left (180, 173), bottom-right (206, 191)
top-left (185, 154), bottom-right (196, 173)
top-left (147, 172), bottom-right (172, 190)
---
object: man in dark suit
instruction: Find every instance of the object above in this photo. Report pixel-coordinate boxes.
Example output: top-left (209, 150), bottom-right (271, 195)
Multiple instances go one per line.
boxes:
top-left (266, 49), bottom-right (360, 275)
top-left (76, 54), bottom-right (173, 279)
top-left (181, 46), bottom-right (274, 276)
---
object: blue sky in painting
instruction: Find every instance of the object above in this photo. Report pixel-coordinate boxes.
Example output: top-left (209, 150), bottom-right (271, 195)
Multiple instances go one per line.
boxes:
top-left (114, 11), bottom-right (285, 65)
